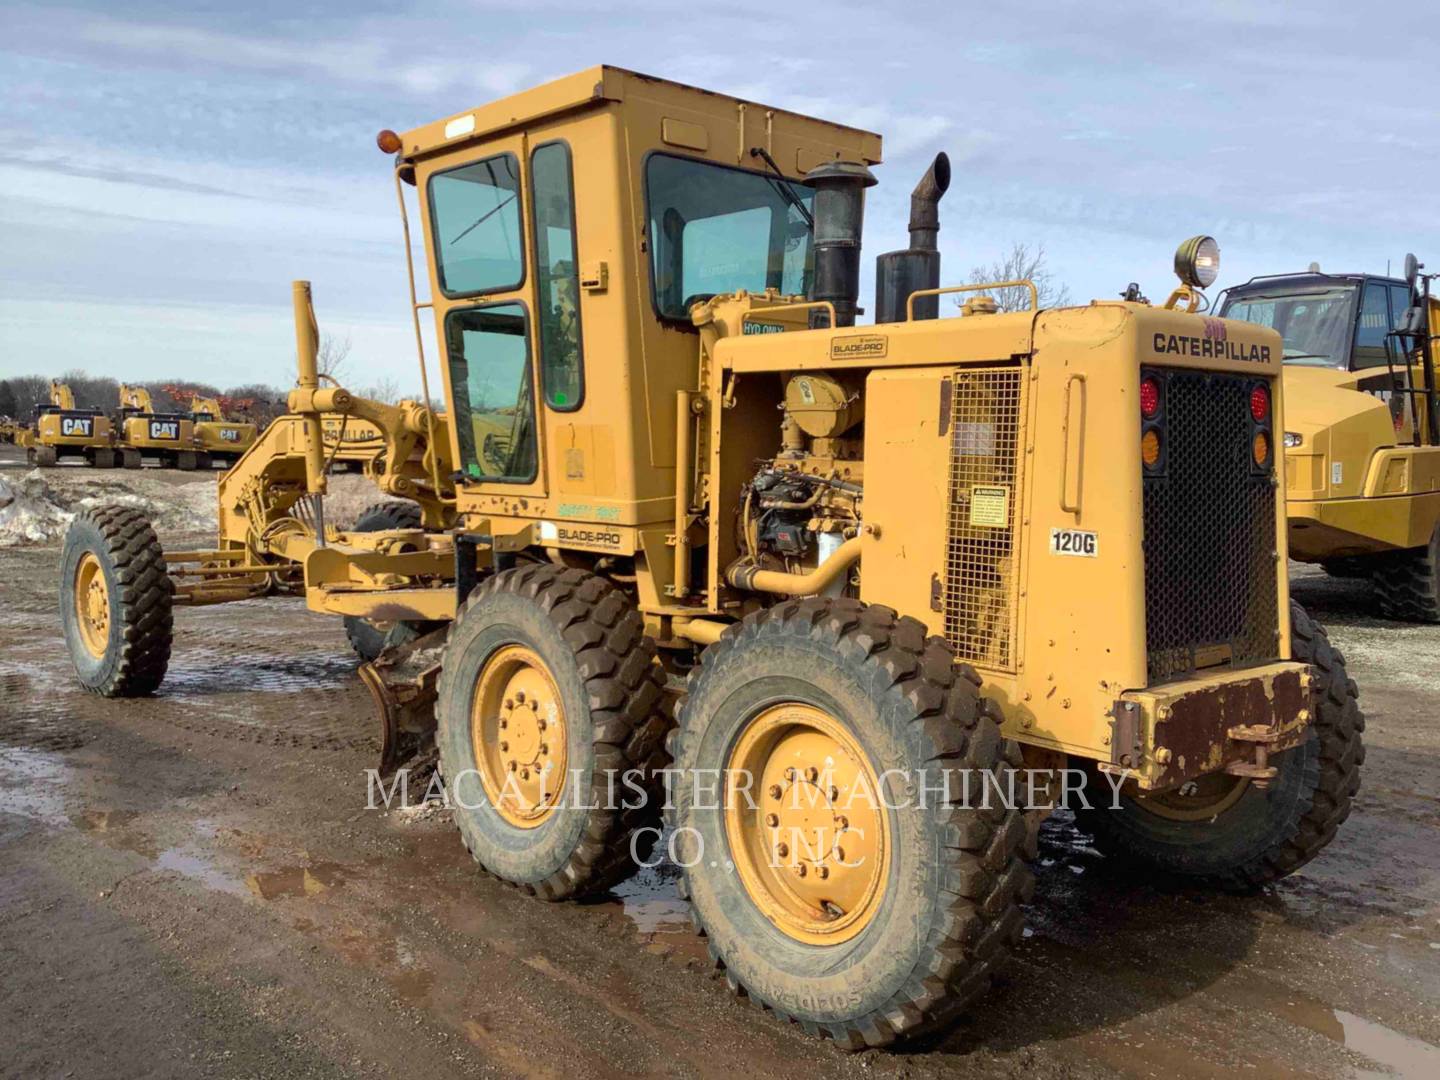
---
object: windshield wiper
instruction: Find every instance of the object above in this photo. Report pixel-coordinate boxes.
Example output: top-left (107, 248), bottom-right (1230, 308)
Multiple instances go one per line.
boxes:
top-left (748, 147), bottom-right (813, 230)
top-left (449, 194), bottom-right (517, 246)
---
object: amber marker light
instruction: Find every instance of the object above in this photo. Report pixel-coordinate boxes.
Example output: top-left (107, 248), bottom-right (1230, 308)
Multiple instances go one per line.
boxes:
top-left (1142, 428), bottom-right (1162, 467)
top-left (376, 129), bottom-right (402, 154)
top-left (1253, 430), bottom-right (1270, 466)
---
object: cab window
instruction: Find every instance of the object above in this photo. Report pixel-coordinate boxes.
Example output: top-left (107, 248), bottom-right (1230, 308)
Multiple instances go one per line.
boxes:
top-left (1353, 281), bottom-right (1392, 369)
top-left (445, 303), bottom-right (537, 483)
top-left (645, 154), bottom-right (813, 321)
top-left (531, 142), bottom-right (584, 410)
top-left (428, 153), bottom-right (524, 297)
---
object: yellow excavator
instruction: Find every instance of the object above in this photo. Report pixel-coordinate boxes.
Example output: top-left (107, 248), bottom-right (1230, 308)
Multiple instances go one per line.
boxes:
top-left (27, 381), bottom-right (116, 468)
top-left (188, 395), bottom-right (258, 468)
top-left (1218, 255), bottom-right (1440, 619)
top-left (115, 385), bottom-right (198, 470)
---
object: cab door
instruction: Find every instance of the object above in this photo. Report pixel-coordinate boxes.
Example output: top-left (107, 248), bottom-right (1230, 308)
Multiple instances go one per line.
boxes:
top-left (423, 138), bottom-right (547, 497)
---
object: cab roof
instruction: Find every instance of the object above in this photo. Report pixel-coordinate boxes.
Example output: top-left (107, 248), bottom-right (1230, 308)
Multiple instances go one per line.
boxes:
top-left (396, 65), bottom-right (883, 167)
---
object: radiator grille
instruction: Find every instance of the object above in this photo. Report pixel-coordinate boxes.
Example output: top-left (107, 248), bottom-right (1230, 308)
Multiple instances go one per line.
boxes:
top-left (943, 367), bottom-right (1025, 671)
top-left (1142, 368), bottom-right (1279, 683)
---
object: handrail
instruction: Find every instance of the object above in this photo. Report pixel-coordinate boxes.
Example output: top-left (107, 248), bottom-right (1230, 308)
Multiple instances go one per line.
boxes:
top-left (1059, 373), bottom-right (1087, 514)
top-left (906, 280), bottom-right (1038, 321)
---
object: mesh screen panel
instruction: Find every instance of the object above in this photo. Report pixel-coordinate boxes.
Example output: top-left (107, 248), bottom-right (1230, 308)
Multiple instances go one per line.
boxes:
top-left (1142, 368), bottom-right (1279, 682)
top-left (943, 368), bottom-right (1025, 671)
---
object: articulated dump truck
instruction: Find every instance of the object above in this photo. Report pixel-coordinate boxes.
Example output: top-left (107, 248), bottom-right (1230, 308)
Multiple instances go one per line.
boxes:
top-left (60, 67), bottom-right (1363, 1049)
top-left (1219, 257), bottom-right (1440, 620)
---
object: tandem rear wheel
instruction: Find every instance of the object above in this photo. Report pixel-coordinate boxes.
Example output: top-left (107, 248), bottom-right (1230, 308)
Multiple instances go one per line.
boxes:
top-left (667, 598), bottom-right (1032, 1049)
top-left (435, 564), bottom-right (670, 900)
top-left (1077, 601), bottom-right (1363, 891)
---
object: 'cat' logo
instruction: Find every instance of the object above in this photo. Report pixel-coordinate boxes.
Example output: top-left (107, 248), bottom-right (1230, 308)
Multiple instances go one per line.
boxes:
top-left (149, 420), bottom-right (179, 440)
top-left (220, 428), bottom-right (241, 442)
top-left (61, 417), bottom-right (92, 437)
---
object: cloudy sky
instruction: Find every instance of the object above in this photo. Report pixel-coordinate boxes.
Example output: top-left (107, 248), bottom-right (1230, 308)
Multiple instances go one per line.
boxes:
top-left (2, 1), bottom-right (1435, 391)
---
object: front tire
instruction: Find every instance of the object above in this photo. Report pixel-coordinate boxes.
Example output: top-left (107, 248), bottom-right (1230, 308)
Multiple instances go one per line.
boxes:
top-left (60, 506), bottom-right (174, 697)
top-left (668, 599), bottom-right (1032, 1049)
top-left (1078, 601), bottom-right (1363, 890)
top-left (436, 565), bottom-right (669, 900)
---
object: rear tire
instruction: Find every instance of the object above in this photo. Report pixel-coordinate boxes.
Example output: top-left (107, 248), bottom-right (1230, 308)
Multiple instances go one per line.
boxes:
top-left (668, 599), bottom-right (1032, 1049)
top-left (343, 501), bottom-right (429, 661)
top-left (1077, 601), bottom-right (1363, 891)
top-left (436, 564), bottom-right (669, 899)
top-left (1372, 525), bottom-right (1440, 622)
top-left (60, 506), bottom-right (173, 697)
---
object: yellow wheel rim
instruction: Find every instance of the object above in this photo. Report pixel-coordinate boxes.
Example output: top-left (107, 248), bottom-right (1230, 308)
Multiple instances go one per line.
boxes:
top-left (471, 645), bottom-right (569, 829)
top-left (724, 704), bottom-right (888, 945)
top-left (1136, 772), bottom-right (1249, 822)
top-left (74, 552), bottom-right (111, 659)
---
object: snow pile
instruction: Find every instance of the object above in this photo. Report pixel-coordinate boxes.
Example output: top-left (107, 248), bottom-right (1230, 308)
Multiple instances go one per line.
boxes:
top-left (0, 468), bottom-right (218, 545)
top-left (0, 471), bottom-right (74, 546)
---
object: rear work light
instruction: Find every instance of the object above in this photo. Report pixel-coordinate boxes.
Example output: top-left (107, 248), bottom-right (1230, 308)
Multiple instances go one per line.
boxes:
top-left (1140, 377), bottom-right (1161, 418)
top-left (1250, 384), bottom-right (1270, 423)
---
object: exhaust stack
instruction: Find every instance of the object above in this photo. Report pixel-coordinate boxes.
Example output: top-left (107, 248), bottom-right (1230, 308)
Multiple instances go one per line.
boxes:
top-left (805, 160), bottom-right (877, 327)
top-left (875, 152), bottom-right (951, 323)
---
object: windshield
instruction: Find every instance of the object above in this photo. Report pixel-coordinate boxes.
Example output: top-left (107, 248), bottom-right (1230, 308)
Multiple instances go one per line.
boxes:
top-left (1220, 286), bottom-right (1357, 368)
top-left (645, 154), bottom-right (814, 321)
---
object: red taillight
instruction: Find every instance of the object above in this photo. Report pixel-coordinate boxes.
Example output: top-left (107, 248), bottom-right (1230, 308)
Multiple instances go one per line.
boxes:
top-left (1140, 378), bottom-right (1160, 418)
top-left (1250, 384), bottom-right (1270, 422)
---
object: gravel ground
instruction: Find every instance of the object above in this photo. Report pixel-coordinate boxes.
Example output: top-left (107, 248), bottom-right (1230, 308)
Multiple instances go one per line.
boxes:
top-left (2, 445), bottom-right (1438, 1079)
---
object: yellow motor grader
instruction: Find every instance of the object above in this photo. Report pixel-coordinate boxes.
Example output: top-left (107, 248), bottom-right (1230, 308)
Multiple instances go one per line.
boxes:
top-left (61, 67), bottom-right (1363, 1050)
top-left (188, 395), bottom-right (259, 468)
top-left (114, 385), bottom-right (199, 470)
top-left (1218, 258), bottom-right (1440, 619)
top-left (27, 380), bottom-right (116, 468)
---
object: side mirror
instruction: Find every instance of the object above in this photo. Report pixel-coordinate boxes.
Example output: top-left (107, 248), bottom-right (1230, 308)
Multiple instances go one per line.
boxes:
top-left (1405, 253), bottom-right (1421, 290)
top-left (1400, 304), bottom-right (1427, 336)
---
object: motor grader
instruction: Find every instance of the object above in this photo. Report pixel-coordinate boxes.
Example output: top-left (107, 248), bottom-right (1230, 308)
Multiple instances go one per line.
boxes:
top-left (61, 67), bottom-right (1363, 1050)
top-left (113, 385), bottom-right (200, 469)
top-left (27, 380), bottom-right (116, 468)
top-left (1218, 258), bottom-right (1440, 620)
top-left (188, 394), bottom-right (259, 467)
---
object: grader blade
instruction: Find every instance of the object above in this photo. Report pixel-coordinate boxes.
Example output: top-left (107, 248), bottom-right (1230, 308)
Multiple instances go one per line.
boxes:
top-left (358, 625), bottom-right (447, 775)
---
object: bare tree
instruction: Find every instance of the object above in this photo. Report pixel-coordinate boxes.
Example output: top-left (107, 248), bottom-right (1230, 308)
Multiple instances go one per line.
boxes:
top-left (361, 376), bottom-right (403, 404)
top-left (961, 242), bottom-right (1072, 314)
top-left (0, 380), bottom-right (17, 419)
top-left (316, 333), bottom-right (353, 381)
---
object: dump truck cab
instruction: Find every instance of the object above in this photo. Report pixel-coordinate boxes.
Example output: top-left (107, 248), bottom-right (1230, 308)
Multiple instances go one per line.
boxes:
top-left (1219, 266), bottom-right (1440, 618)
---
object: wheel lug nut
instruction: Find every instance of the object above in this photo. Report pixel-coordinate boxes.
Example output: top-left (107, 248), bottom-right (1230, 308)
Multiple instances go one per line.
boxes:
top-left (521, 768), bottom-right (529, 780)
top-left (764, 813), bottom-right (778, 827)
top-left (835, 848), bottom-right (845, 863)
top-left (505, 698), bottom-right (513, 710)
top-left (539, 744), bottom-right (549, 755)
top-left (500, 741), bottom-right (509, 752)
top-left (500, 719), bottom-right (508, 730)
top-left (537, 719), bottom-right (546, 731)
top-left (768, 785), bottom-right (782, 799)
top-left (508, 761), bottom-right (517, 772)
top-left (793, 864), bottom-right (806, 878)
top-left (775, 843), bottom-right (788, 858)
top-left (829, 786), bottom-right (838, 801)
top-left (805, 766), bottom-right (818, 783)
top-left (837, 816), bottom-right (848, 829)
top-left (784, 768), bottom-right (796, 781)
top-left (817, 866), bottom-right (829, 880)
top-left (516, 691), bottom-right (526, 704)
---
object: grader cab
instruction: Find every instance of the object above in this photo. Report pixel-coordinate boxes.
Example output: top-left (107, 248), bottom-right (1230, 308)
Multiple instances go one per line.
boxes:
top-left (28, 380), bottom-right (115, 468)
top-left (61, 67), bottom-right (1363, 1049)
